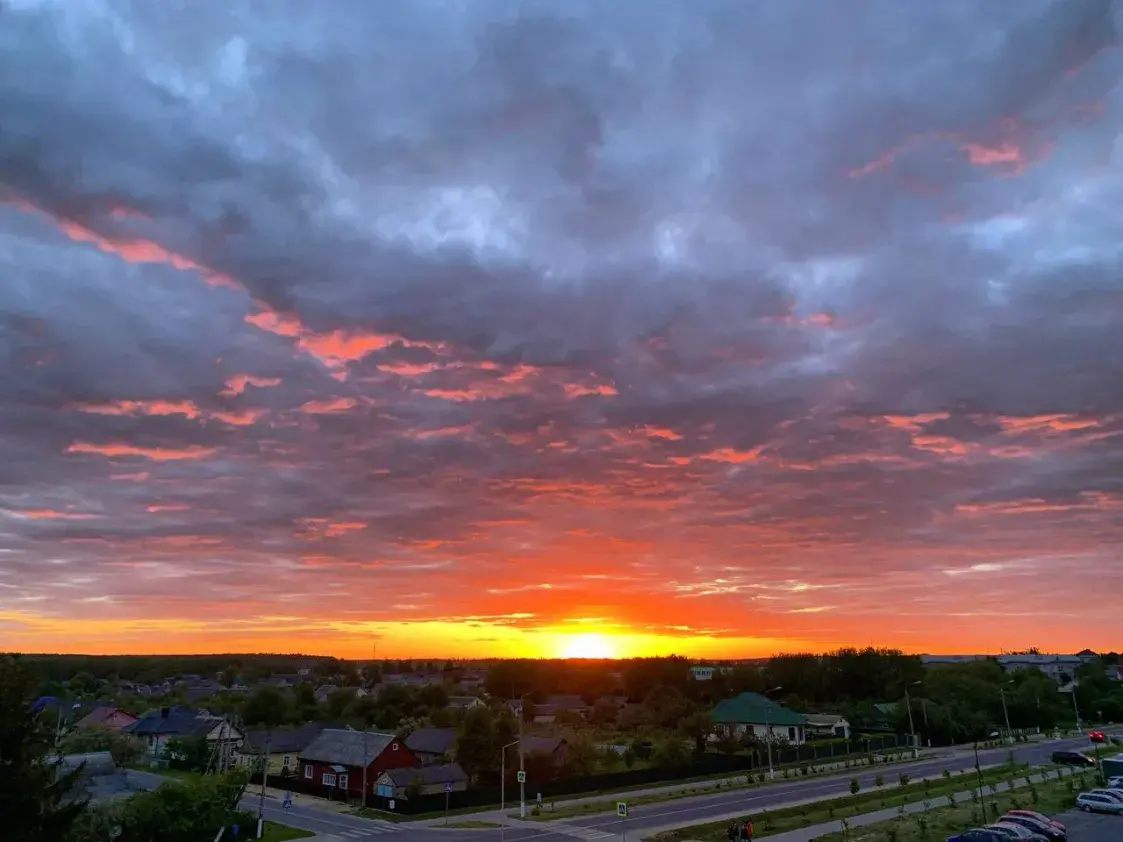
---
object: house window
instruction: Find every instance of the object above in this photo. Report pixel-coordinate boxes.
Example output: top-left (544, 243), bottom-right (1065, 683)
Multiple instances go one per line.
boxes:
top-left (338, 774), bottom-right (348, 790)
top-left (303, 765), bottom-right (313, 779)
top-left (282, 755), bottom-right (292, 768)
top-left (391, 742), bottom-right (398, 751)
top-left (788, 727), bottom-right (796, 741)
top-left (322, 773), bottom-right (337, 787)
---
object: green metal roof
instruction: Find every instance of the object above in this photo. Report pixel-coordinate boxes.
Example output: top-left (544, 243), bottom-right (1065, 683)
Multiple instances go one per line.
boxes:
top-left (709, 692), bottom-right (806, 727)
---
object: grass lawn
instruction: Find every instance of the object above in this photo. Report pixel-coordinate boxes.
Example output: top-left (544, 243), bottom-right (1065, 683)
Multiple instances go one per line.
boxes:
top-left (647, 763), bottom-right (1041, 841)
top-left (811, 771), bottom-right (1094, 841)
top-left (258, 822), bottom-right (314, 842)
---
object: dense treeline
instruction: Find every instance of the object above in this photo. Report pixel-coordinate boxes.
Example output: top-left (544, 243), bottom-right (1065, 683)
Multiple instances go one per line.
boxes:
top-left (19, 648), bottom-right (1123, 751)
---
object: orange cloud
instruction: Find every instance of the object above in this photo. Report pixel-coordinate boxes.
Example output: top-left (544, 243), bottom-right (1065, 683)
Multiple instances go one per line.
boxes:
top-left (221, 374), bottom-right (282, 397)
top-left (700, 447), bottom-right (762, 463)
top-left (78, 399), bottom-right (201, 419)
top-left (296, 518), bottom-right (368, 540)
top-left (299, 397), bottom-right (358, 414)
top-left (54, 218), bottom-right (238, 289)
top-left (8, 509), bottom-right (100, 520)
top-left (146, 504), bottom-right (191, 513)
top-left (67, 442), bottom-right (216, 461)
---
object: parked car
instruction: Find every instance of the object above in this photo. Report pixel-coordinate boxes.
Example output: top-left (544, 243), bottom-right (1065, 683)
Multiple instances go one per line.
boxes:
top-left (1051, 750), bottom-right (1095, 766)
top-left (1088, 730), bottom-right (1106, 743)
top-left (1076, 792), bottom-right (1123, 813)
top-left (1005, 810), bottom-right (1066, 835)
top-left (998, 814), bottom-right (1065, 841)
top-left (946, 830), bottom-right (1014, 842)
top-left (1107, 776), bottom-right (1123, 787)
top-left (1088, 788), bottom-right (1123, 802)
top-left (984, 823), bottom-right (1049, 841)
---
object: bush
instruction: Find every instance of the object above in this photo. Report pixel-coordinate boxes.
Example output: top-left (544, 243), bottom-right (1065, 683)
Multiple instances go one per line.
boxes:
top-left (849, 778), bottom-right (860, 796)
top-left (874, 773), bottom-right (884, 787)
top-left (898, 773), bottom-right (910, 787)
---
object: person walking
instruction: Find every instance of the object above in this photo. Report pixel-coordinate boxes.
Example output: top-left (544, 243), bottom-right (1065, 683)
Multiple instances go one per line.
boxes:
top-left (726, 822), bottom-right (737, 842)
top-left (742, 817), bottom-right (754, 841)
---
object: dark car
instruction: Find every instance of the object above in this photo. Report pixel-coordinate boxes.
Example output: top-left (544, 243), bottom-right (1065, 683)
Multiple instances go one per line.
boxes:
top-left (1006, 810), bottom-right (1065, 836)
top-left (946, 830), bottom-right (1009, 842)
top-left (998, 814), bottom-right (1065, 841)
top-left (1050, 750), bottom-right (1095, 766)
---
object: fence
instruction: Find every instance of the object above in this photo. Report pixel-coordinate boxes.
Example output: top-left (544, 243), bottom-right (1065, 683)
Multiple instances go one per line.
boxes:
top-left (251, 734), bottom-right (910, 816)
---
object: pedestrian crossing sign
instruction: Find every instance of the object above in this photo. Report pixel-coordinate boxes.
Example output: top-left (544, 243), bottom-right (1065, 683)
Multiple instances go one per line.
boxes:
top-left (616, 802), bottom-right (628, 818)
top-left (516, 771), bottom-right (526, 783)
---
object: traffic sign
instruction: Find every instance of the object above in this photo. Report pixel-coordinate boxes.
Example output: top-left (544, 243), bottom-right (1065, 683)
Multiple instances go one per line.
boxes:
top-left (516, 771), bottom-right (526, 783)
top-left (616, 802), bottom-right (628, 818)
top-left (444, 781), bottom-right (453, 793)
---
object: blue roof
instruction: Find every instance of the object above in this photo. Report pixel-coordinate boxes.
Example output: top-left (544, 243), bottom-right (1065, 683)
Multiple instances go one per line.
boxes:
top-left (126, 707), bottom-right (212, 737)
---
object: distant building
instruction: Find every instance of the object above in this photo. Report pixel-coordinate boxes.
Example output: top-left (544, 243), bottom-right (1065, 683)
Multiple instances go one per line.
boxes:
top-left (298, 729), bottom-right (416, 800)
top-left (709, 693), bottom-right (807, 745)
top-left (805, 714), bottom-right (851, 739)
top-left (76, 706), bottom-right (137, 732)
top-left (235, 722), bottom-right (329, 777)
top-left (997, 654), bottom-right (1083, 684)
top-left (691, 666), bottom-right (716, 681)
top-left (374, 763), bottom-right (469, 799)
top-left (403, 727), bottom-right (457, 766)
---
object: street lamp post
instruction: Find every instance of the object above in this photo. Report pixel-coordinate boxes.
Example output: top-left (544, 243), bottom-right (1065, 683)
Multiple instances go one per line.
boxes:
top-left (499, 738), bottom-right (520, 842)
top-left (515, 693), bottom-right (532, 818)
top-left (999, 685), bottom-right (1013, 744)
top-left (904, 682), bottom-right (921, 759)
top-left (762, 686), bottom-right (783, 780)
top-left (1070, 682), bottom-right (1082, 731)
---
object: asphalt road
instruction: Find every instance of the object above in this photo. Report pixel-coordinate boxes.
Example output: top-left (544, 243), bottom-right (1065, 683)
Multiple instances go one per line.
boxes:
top-left (123, 737), bottom-right (1112, 842)
top-left (535, 736), bottom-right (1108, 841)
top-left (1053, 808), bottom-right (1123, 842)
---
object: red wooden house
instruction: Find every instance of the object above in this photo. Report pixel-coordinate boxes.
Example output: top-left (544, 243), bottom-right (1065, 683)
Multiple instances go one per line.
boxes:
top-left (298, 729), bottom-right (417, 799)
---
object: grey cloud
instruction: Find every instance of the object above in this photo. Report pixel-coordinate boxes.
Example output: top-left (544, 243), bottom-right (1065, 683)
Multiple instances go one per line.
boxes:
top-left (1, 0), bottom-right (1122, 633)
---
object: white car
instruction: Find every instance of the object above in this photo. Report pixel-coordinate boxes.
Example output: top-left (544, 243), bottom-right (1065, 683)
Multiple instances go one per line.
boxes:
top-left (1089, 788), bottom-right (1123, 802)
top-left (1076, 792), bottom-right (1123, 814)
top-left (1108, 776), bottom-right (1123, 788)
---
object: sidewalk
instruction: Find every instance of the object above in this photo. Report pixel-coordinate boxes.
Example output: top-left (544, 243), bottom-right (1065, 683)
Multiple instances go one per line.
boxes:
top-left (668, 765), bottom-right (1080, 842)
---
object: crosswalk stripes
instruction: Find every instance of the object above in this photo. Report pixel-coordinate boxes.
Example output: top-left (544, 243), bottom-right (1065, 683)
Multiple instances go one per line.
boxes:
top-left (335, 825), bottom-right (400, 837)
top-left (548, 824), bottom-right (616, 841)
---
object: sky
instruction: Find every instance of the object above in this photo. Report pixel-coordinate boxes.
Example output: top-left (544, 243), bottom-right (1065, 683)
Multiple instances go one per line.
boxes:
top-left (1, 0), bottom-right (1122, 661)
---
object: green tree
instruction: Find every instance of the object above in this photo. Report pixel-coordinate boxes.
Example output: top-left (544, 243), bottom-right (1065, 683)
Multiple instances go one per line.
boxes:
top-left (0, 655), bottom-right (88, 842)
top-left (164, 735), bottom-right (209, 772)
top-left (241, 685), bottom-right (291, 729)
top-left (652, 738), bottom-right (690, 768)
top-left (455, 707), bottom-right (495, 782)
top-left (677, 710), bottom-right (713, 755)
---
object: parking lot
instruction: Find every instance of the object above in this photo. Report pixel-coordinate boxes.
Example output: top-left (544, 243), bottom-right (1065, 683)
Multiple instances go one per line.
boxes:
top-left (1055, 808), bottom-right (1123, 841)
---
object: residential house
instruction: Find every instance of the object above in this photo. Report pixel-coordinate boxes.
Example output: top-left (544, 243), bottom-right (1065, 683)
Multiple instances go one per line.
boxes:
top-left (298, 729), bottom-right (417, 799)
top-left (518, 735), bottom-right (569, 767)
top-left (314, 684), bottom-right (339, 703)
top-left (76, 706), bottom-right (138, 732)
top-left (531, 695), bottom-right (588, 724)
top-left (403, 727), bottom-right (457, 766)
top-left (235, 723), bottom-right (329, 778)
top-left (804, 714), bottom-right (851, 739)
top-left (265, 674), bottom-right (302, 689)
top-left (997, 654), bottom-right (1083, 684)
top-left (709, 692), bottom-right (807, 745)
top-left (691, 666), bottom-right (716, 681)
top-left (374, 763), bottom-right (469, 799)
top-left (184, 680), bottom-right (224, 703)
top-left (447, 696), bottom-right (484, 711)
top-left (125, 706), bottom-right (243, 762)
top-left (55, 752), bottom-right (152, 803)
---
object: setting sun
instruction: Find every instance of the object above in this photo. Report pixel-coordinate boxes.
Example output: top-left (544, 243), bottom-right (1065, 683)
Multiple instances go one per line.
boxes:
top-left (557, 632), bottom-right (618, 659)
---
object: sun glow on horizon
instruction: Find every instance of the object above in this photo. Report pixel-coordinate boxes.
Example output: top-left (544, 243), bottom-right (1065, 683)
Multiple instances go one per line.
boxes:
top-left (556, 632), bottom-right (620, 659)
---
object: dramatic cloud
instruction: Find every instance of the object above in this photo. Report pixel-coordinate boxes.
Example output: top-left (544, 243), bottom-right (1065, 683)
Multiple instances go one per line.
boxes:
top-left (1, 0), bottom-right (1122, 657)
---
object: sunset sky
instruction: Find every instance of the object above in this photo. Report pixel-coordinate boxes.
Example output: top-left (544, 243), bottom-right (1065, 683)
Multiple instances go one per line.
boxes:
top-left (1, 0), bottom-right (1122, 660)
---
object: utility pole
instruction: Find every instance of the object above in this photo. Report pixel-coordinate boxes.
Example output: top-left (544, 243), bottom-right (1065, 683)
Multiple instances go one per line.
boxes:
top-left (763, 686), bottom-right (782, 779)
top-left (518, 700), bottom-right (526, 818)
top-left (1070, 682), bottom-right (1082, 731)
top-left (362, 727), bottom-right (369, 810)
top-left (1000, 686), bottom-right (1012, 743)
top-left (257, 733), bottom-right (270, 827)
top-left (904, 686), bottom-right (918, 759)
